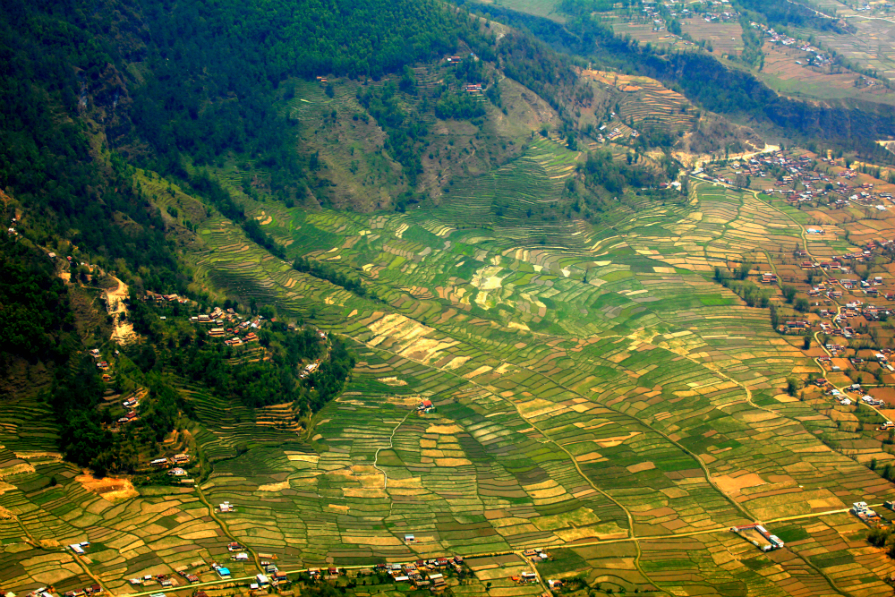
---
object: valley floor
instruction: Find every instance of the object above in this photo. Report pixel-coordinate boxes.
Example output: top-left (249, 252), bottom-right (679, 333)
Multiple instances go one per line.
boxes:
top-left (4, 140), bottom-right (895, 597)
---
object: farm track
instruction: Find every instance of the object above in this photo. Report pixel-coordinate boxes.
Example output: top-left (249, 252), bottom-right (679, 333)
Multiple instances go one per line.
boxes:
top-left (372, 408), bottom-right (414, 519)
top-left (347, 325), bottom-right (819, 590)
top-left (105, 276), bottom-right (134, 345)
top-left (8, 510), bottom-right (110, 593)
top-left (102, 166), bottom-right (890, 595)
top-left (119, 502), bottom-right (879, 597)
top-left (687, 177), bottom-right (884, 596)
top-left (252, 178), bottom-right (863, 593)
top-left (374, 270), bottom-right (766, 528)
top-left (693, 180), bottom-right (891, 436)
top-left (347, 335), bottom-right (661, 588)
top-left (729, 184), bottom-right (891, 423)
top-left (195, 482), bottom-right (263, 574)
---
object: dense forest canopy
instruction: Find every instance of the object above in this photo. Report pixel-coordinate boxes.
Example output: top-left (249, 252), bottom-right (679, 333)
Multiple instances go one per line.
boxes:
top-left (0, 240), bottom-right (76, 367)
top-left (0, 0), bottom-right (183, 291)
top-left (132, 0), bottom-right (476, 175)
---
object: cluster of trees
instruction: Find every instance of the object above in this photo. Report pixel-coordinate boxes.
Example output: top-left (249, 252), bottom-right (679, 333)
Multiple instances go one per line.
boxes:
top-left (736, 17), bottom-right (765, 69)
top-left (867, 525), bottom-right (895, 559)
top-left (127, 293), bottom-right (357, 411)
top-left (50, 351), bottom-right (189, 476)
top-left (581, 150), bottom-right (663, 194)
top-left (151, 330), bottom-right (312, 409)
top-left (187, 171), bottom-right (286, 259)
top-left (735, 0), bottom-right (854, 33)
top-left (358, 84), bottom-right (428, 185)
top-left (292, 257), bottom-right (376, 299)
top-left (434, 91), bottom-right (487, 120)
top-left (36, 276), bottom-right (356, 474)
top-left (559, 0), bottom-right (617, 15)
top-left (0, 241), bottom-right (76, 367)
top-left (136, 316), bottom-right (354, 413)
top-left (781, 284), bottom-right (810, 312)
top-left (51, 357), bottom-right (116, 473)
top-left (713, 266), bottom-right (771, 308)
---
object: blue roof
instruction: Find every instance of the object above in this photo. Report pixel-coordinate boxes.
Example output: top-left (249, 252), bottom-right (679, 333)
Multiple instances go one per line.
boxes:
top-left (219, 567), bottom-right (231, 576)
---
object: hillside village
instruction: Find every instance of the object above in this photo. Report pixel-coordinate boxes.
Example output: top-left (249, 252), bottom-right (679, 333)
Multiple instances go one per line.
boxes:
top-left (691, 148), bottom-right (895, 453)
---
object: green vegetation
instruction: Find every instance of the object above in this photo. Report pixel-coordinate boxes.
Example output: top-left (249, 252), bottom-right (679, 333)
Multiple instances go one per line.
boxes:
top-left (6, 0), bottom-right (895, 595)
top-left (0, 240), bottom-right (75, 367)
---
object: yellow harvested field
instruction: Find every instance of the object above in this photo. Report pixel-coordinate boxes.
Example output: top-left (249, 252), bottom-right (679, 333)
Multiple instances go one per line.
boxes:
top-left (257, 481), bottom-right (290, 492)
top-left (713, 472), bottom-right (766, 494)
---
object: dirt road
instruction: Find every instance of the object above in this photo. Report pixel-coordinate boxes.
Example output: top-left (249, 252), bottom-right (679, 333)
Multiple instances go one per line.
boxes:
top-left (105, 277), bottom-right (134, 345)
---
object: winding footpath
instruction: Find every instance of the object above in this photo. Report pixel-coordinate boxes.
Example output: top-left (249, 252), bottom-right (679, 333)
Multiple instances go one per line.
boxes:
top-left (373, 410), bottom-right (413, 491)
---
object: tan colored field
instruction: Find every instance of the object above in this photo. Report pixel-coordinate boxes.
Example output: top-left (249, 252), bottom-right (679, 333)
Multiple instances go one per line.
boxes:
top-left (426, 424), bottom-right (463, 434)
top-left (680, 19), bottom-right (744, 55)
top-left (627, 461), bottom-right (656, 473)
top-left (713, 472), bottom-right (766, 495)
top-left (77, 473), bottom-right (138, 502)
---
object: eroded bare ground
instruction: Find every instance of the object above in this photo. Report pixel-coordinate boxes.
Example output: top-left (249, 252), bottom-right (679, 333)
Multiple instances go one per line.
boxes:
top-left (105, 277), bottom-right (134, 345)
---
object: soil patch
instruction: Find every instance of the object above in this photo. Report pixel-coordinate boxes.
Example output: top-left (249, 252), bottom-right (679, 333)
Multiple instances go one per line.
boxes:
top-left (77, 473), bottom-right (139, 502)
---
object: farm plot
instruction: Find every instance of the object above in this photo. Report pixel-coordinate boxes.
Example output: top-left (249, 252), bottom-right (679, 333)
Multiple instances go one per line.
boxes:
top-left (0, 447), bottom-right (226, 593)
top-left (757, 43), bottom-right (895, 105)
top-left (436, 139), bottom-right (586, 249)
top-left (207, 170), bottom-right (895, 573)
top-left (805, 17), bottom-right (895, 83)
top-left (581, 70), bottom-right (697, 135)
top-left (680, 19), bottom-right (745, 56)
top-left (10, 151), bottom-right (895, 595)
top-left (614, 21), bottom-right (698, 51)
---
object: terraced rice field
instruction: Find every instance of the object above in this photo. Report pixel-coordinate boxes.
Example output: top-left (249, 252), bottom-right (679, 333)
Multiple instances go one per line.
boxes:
top-left (582, 70), bottom-right (697, 135)
top-left (4, 141), bottom-right (895, 595)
